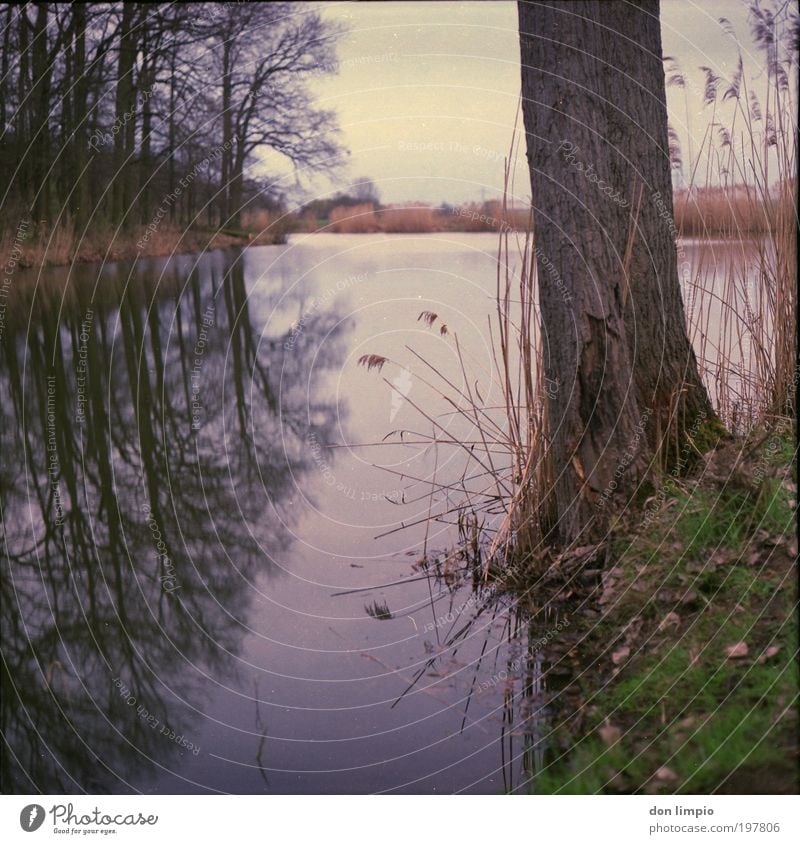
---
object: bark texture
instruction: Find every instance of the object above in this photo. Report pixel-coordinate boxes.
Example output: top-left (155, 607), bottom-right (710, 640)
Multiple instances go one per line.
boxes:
top-left (518, 0), bottom-right (714, 544)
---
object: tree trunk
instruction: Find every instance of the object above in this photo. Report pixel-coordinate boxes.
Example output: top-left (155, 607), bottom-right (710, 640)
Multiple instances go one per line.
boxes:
top-left (518, 0), bottom-right (715, 545)
top-left (71, 3), bottom-right (89, 229)
top-left (112, 3), bottom-right (136, 226)
top-left (138, 43), bottom-right (154, 225)
top-left (167, 33), bottom-right (178, 223)
top-left (31, 4), bottom-right (54, 222)
top-left (221, 38), bottom-right (233, 224)
top-left (229, 150), bottom-right (244, 229)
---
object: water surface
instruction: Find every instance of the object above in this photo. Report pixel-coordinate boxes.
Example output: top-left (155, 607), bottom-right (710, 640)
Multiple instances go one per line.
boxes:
top-left (1, 231), bottom-right (762, 793)
top-left (2, 233), bottom-right (571, 794)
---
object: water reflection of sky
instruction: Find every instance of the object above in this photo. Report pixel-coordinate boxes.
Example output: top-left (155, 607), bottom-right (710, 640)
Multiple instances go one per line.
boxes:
top-left (1, 232), bottom-right (760, 793)
top-left (2, 235), bottom-right (567, 794)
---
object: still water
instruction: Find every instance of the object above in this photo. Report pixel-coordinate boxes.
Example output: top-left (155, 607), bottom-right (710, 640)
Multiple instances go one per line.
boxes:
top-left (0, 232), bottom-right (760, 793)
top-left (2, 233), bottom-right (580, 794)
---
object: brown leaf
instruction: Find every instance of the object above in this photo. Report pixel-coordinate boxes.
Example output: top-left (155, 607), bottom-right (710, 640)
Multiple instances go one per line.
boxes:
top-left (725, 641), bottom-right (749, 659)
top-left (680, 589), bottom-right (701, 607)
top-left (604, 767), bottom-right (626, 791)
top-left (599, 718), bottom-right (621, 747)
top-left (612, 646), bottom-right (630, 665)
top-left (658, 612), bottom-right (681, 631)
top-left (654, 766), bottom-right (679, 783)
top-left (757, 645), bottom-right (781, 664)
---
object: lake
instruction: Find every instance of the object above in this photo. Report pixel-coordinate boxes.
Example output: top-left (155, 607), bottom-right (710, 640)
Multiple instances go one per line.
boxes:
top-left (0, 232), bottom-right (755, 793)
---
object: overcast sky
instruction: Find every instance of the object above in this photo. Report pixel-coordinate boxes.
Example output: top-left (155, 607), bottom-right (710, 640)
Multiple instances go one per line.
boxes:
top-left (262, 1), bottom-right (788, 207)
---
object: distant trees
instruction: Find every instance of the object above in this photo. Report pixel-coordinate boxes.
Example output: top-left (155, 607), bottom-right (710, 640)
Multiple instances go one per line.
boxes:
top-left (350, 177), bottom-right (381, 205)
top-left (0, 3), bottom-right (344, 236)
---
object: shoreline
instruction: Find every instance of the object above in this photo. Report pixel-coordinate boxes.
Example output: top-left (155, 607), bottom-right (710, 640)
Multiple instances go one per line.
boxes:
top-left (3, 226), bottom-right (285, 271)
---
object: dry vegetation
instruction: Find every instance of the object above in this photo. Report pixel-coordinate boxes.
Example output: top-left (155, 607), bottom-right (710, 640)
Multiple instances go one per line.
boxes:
top-left (328, 203), bottom-right (381, 233)
top-left (0, 212), bottom-right (287, 269)
top-left (674, 186), bottom-right (782, 235)
top-left (357, 0), bottom-right (797, 579)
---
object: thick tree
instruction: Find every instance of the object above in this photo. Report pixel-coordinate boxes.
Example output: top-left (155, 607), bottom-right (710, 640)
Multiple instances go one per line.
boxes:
top-left (518, 0), bottom-right (716, 545)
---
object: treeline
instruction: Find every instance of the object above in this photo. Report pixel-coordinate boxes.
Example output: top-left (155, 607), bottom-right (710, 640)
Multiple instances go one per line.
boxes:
top-left (0, 2), bottom-right (342, 239)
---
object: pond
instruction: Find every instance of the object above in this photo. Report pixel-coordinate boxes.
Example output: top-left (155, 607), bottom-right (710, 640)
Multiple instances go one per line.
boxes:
top-left (0, 232), bottom-right (755, 793)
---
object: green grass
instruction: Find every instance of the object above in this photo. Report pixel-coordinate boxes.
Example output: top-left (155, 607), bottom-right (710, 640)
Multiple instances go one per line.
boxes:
top-left (532, 433), bottom-right (797, 794)
top-left (664, 477), bottom-right (792, 560)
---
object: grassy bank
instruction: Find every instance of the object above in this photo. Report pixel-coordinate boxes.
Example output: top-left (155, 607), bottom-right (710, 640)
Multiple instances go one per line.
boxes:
top-left (527, 429), bottom-right (797, 794)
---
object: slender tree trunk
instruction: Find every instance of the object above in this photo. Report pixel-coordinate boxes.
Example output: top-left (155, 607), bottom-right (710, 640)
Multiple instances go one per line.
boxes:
top-left (138, 45), bottom-right (154, 225)
top-left (71, 4), bottom-right (89, 229)
top-left (221, 38), bottom-right (233, 223)
top-left (0, 5), bottom-right (11, 135)
top-left (518, 0), bottom-right (715, 545)
top-left (17, 8), bottom-right (30, 207)
top-left (229, 149), bottom-right (244, 229)
top-left (31, 4), bottom-right (53, 222)
top-left (112, 3), bottom-right (136, 226)
top-left (168, 35), bottom-right (178, 223)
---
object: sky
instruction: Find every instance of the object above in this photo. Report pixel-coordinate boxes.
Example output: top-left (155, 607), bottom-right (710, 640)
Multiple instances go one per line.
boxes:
top-left (261, 1), bottom-right (791, 208)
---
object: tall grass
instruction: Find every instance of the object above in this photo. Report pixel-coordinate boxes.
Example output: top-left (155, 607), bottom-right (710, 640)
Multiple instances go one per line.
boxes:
top-left (356, 166), bottom-right (554, 576)
top-left (379, 204), bottom-right (439, 233)
top-left (674, 186), bottom-right (778, 235)
top-left (240, 208), bottom-right (293, 243)
top-left (357, 1), bottom-right (796, 576)
top-left (671, 0), bottom-right (798, 424)
top-left (0, 219), bottom-right (282, 268)
top-left (329, 203), bottom-right (381, 233)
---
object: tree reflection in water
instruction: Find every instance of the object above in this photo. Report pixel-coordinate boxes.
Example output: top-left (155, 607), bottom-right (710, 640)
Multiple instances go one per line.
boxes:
top-left (0, 249), bottom-right (346, 792)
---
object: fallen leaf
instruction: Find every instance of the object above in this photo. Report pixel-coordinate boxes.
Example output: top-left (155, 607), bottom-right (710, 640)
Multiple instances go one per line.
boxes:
top-left (725, 641), bottom-right (749, 659)
top-left (654, 766), bottom-right (679, 783)
top-left (604, 767), bottom-right (626, 791)
top-left (658, 612), bottom-right (681, 631)
top-left (680, 589), bottom-right (701, 606)
top-left (757, 645), bottom-right (781, 664)
top-left (612, 646), bottom-right (630, 665)
top-left (599, 718), bottom-right (621, 747)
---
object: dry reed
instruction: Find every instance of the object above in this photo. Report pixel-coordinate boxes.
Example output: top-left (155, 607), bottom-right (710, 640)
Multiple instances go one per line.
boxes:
top-left (675, 0), bottom-right (797, 425)
top-left (329, 203), bottom-right (381, 233)
top-left (357, 1), bottom-right (796, 576)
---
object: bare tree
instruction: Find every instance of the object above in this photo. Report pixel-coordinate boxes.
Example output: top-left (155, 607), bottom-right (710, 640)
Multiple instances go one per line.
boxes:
top-left (0, 2), bottom-right (344, 235)
top-left (351, 176), bottom-right (381, 205)
top-left (200, 2), bottom-right (344, 228)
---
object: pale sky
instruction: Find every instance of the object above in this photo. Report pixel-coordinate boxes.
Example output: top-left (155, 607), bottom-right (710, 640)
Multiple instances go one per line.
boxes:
top-left (259, 1), bottom-right (791, 207)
